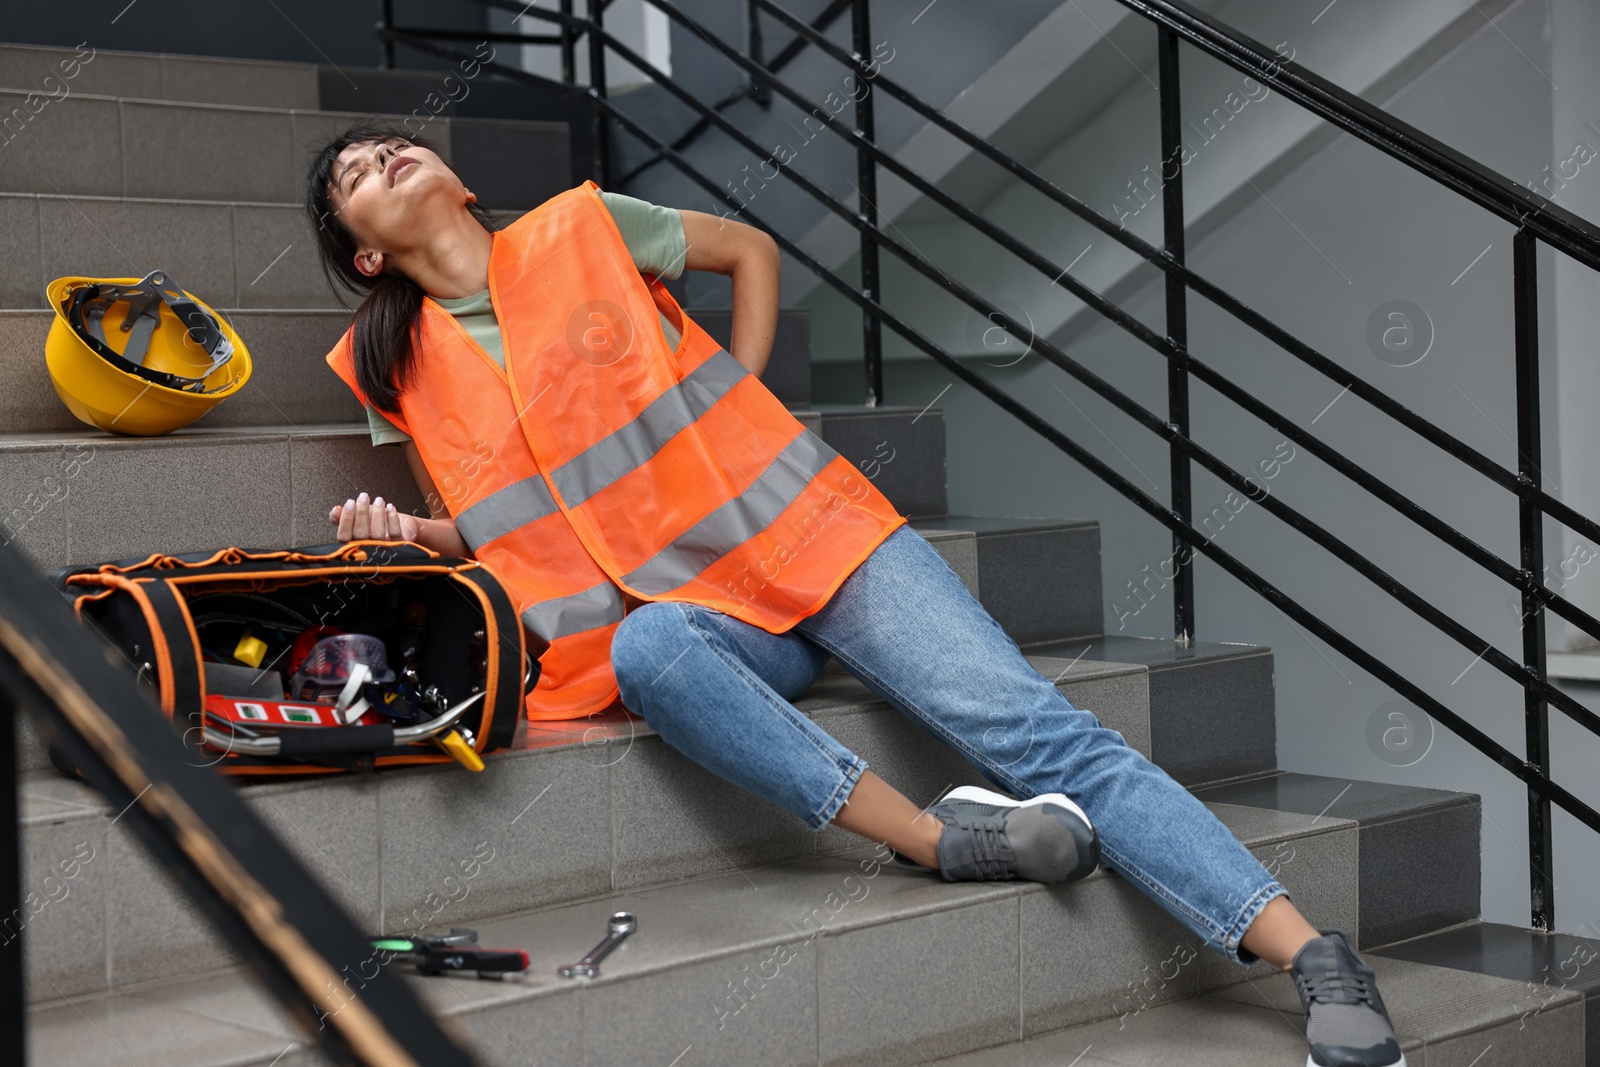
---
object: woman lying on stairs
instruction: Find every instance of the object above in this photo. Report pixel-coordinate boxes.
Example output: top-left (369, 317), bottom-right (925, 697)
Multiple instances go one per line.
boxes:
top-left (309, 120), bottom-right (1404, 1067)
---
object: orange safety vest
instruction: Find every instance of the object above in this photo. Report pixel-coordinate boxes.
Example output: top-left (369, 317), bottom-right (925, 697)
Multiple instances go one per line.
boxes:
top-left (325, 180), bottom-right (906, 720)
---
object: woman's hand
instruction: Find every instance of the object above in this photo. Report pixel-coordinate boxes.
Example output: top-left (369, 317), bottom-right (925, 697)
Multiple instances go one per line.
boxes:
top-left (329, 491), bottom-right (423, 543)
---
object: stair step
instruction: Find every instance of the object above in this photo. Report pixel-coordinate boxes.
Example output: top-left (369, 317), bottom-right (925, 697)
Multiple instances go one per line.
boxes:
top-left (0, 42), bottom-right (320, 110)
top-left (16, 635), bottom-right (1469, 1007)
top-left (1370, 919), bottom-right (1600, 1064)
top-left (0, 301), bottom-right (815, 435)
top-left (0, 407), bottom-right (941, 573)
top-left (913, 516), bottom-right (1102, 648)
top-left (1193, 772), bottom-right (1482, 951)
top-left (925, 948), bottom-right (1583, 1065)
top-left (0, 88), bottom-right (569, 207)
top-left (0, 195), bottom-right (565, 313)
top-left (815, 404), bottom-right (948, 519)
top-left (1025, 636), bottom-right (1276, 787)
top-left (690, 308), bottom-right (811, 406)
top-left (0, 41), bottom-right (574, 123)
top-left (24, 785), bottom-right (1405, 1066)
top-left (13, 652), bottom-right (1122, 998)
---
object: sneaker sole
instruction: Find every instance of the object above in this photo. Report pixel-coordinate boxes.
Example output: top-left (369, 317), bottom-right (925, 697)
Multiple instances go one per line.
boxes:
top-left (940, 784), bottom-right (1094, 832)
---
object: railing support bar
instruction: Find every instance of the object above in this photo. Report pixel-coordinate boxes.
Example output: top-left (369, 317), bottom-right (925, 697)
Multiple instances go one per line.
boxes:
top-left (560, 0), bottom-right (576, 84)
top-left (586, 0), bottom-right (610, 185)
top-left (377, 0), bottom-right (396, 68)
top-left (850, 0), bottom-right (882, 406)
top-left (1158, 26), bottom-right (1194, 646)
top-left (0, 689), bottom-right (22, 1067)
top-left (1514, 227), bottom-right (1554, 932)
top-left (747, 0), bottom-right (772, 105)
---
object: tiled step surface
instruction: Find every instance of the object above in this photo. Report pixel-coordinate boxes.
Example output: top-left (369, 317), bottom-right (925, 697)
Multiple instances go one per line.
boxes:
top-left (1193, 772), bottom-right (1483, 951)
top-left (0, 412), bottom-right (943, 576)
top-left (16, 643), bottom-right (1473, 1013)
top-left (0, 196), bottom-right (587, 313)
top-left (0, 41), bottom-right (574, 122)
top-left (914, 516), bottom-right (1103, 647)
top-left (818, 404), bottom-right (948, 519)
top-left (1369, 920), bottom-right (1600, 1064)
top-left (1026, 636), bottom-right (1277, 788)
top-left (0, 43), bottom-right (321, 110)
top-left (925, 950), bottom-right (1583, 1066)
top-left (25, 784), bottom-right (1389, 1067)
top-left (0, 89), bottom-right (569, 208)
top-left (0, 303), bottom-right (816, 435)
top-left (1, 309), bottom-right (361, 434)
top-left (13, 651), bottom-right (1142, 1000)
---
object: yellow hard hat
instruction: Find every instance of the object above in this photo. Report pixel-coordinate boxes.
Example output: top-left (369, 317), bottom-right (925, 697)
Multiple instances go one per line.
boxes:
top-left (45, 270), bottom-right (251, 435)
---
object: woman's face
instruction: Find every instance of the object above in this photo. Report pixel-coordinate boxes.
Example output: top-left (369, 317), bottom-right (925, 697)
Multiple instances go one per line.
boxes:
top-left (327, 136), bottom-right (472, 278)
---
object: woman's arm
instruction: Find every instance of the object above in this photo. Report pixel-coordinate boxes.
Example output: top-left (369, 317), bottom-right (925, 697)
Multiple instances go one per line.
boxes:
top-left (679, 210), bottom-right (780, 379)
top-left (326, 441), bottom-right (472, 558)
top-left (401, 440), bottom-right (472, 556)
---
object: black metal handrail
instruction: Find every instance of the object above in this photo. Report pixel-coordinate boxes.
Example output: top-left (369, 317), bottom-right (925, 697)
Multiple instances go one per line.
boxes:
top-left (383, 0), bottom-right (1598, 933)
top-left (612, 0), bottom-right (857, 187)
top-left (0, 540), bottom-right (476, 1065)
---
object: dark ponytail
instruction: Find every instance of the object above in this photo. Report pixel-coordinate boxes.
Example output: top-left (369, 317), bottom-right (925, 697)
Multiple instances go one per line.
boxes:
top-left (303, 120), bottom-right (499, 416)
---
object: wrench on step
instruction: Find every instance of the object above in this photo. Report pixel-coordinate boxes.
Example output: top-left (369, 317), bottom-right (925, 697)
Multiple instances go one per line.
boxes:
top-left (557, 911), bottom-right (636, 979)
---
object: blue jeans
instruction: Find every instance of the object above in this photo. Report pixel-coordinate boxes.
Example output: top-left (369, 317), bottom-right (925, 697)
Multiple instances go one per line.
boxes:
top-left (610, 523), bottom-right (1287, 965)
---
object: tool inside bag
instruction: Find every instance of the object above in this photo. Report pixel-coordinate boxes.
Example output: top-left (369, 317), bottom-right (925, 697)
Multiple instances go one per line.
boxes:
top-left (45, 540), bottom-right (535, 777)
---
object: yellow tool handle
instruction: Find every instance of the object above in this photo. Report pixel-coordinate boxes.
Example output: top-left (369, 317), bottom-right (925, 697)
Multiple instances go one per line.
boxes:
top-left (434, 730), bottom-right (485, 772)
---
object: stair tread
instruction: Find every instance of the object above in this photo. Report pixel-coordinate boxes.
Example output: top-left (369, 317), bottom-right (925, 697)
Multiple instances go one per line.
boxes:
top-left (24, 812), bottom-right (1513, 1067)
top-left (912, 515), bottom-right (1099, 534)
top-left (925, 946), bottom-right (1582, 1065)
top-left (0, 403), bottom-right (941, 450)
top-left (0, 81), bottom-right (568, 130)
top-left (1023, 634), bottom-right (1272, 667)
top-left (16, 653), bottom-right (1149, 823)
top-left (1194, 770), bottom-right (1478, 824)
top-left (1370, 919), bottom-right (1600, 995)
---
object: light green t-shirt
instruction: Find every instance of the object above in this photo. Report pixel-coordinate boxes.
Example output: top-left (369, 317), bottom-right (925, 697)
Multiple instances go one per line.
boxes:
top-left (364, 190), bottom-right (688, 446)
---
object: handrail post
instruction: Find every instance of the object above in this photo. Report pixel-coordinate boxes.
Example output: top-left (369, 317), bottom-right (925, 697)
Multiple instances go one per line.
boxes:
top-left (1158, 26), bottom-right (1194, 645)
top-left (586, 0), bottom-right (610, 186)
top-left (851, 0), bottom-right (882, 407)
top-left (376, 0), bottom-right (395, 68)
top-left (0, 690), bottom-right (23, 1067)
top-left (560, 0), bottom-right (576, 85)
top-left (747, 0), bottom-right (772, 105)
top-left (1514, 226), bottom-right (1553, 931)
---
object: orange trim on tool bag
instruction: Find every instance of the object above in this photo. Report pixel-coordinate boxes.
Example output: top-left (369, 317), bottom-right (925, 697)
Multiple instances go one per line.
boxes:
top-left (449, 572), bottom-right (500, 752)
top-left (70, 587), bottom-right (118, 615)
top-left (92, 575), bottom-right (175, 715)
top-left (68, 540), bottom-right (448, 578)
top-left (165, 581), bottom-right (206, 718)
top-left (162, 563), bottom-right (469, 587)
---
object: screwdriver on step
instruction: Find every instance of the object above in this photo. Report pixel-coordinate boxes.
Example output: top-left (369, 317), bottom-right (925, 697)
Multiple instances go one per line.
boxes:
top-left (371, 928), bottom-right (527, 979)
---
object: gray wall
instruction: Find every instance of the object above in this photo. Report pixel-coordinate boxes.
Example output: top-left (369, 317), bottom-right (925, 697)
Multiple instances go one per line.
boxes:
top-left (818, 0), bottom-right (1600, 937)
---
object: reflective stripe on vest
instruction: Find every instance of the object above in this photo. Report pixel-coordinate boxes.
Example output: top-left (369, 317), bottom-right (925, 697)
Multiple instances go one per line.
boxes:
top-left (455, 473), bottom-right (560, 550)
top-left (521, 579), bottom-right (627, 643)
top-left (452, 349), bottom-right (845, 601)
top-left (550, 348), bottom-right (749, 509)
top-left (619, 426), bottom-right (835, 595)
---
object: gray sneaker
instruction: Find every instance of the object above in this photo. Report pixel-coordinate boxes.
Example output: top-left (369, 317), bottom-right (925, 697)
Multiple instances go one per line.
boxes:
top-left (1291, 928), bottom-right (1406, 1067)
top-left (926, 785), bottom-right (1098, 884)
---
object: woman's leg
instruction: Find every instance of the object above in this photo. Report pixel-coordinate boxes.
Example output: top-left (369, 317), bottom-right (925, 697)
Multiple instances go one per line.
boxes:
top-left (610, 601), bottom-right (1034, 871)
top-left (611, 599), bottom-right (857, 830)
top-left (791, 523), bottom-right (1297, 968)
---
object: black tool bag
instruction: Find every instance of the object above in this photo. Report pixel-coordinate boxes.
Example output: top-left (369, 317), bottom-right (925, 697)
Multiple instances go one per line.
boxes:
top-left (45, 540), bottom-right (533, 778)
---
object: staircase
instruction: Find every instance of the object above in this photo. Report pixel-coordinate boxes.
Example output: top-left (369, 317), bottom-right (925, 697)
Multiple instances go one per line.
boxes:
top-left (1, 39), bottom-right (1593, 1067)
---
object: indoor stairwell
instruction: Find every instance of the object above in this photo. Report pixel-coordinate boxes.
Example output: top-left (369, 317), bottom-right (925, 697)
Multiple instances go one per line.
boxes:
top-left (0, 37), bottom-right (1593, 1067)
